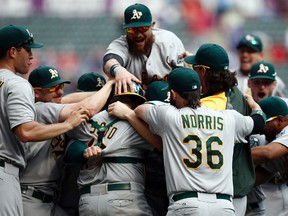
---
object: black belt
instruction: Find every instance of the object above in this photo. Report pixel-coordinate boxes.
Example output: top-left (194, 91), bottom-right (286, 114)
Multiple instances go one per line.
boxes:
top-left (21, 186), bottom-right (53, 203)
top-left (249, 202), bottom-right (260, 209)
top-left (103, 157), bottom-right (144, 164)
top-left (0, 160), bottom-right (4, 167)
top-left (172, 191), bottom-right (231, 202)
top-left (80, 183), bottom-right (131, 195)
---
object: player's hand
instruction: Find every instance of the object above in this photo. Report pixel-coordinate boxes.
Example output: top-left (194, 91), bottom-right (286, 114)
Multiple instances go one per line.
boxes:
top-left (245, 94), bottom-right (261, 111)
top-left (115, 67), bottom-right (141, 94)
top-left (65, 106), bottom-right (90, 128)
top-left (83, 146), bottom-right (102, 159)
top-left (107, 101), bottom-right (134, 120)
top-left (179, 51), bottom-right (193, 69)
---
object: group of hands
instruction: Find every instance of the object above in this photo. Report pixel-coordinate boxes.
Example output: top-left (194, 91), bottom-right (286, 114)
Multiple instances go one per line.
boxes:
top-left (64, 51), bottom-right (261, 160)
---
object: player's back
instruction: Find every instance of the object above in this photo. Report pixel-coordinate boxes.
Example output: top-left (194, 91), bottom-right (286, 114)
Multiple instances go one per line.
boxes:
top-left (148, 104), bottom-right (254, 197)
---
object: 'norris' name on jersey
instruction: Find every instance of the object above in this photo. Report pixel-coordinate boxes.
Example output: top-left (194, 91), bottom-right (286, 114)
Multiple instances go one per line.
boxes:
top-left (181, 114), bottom-right (224, 130)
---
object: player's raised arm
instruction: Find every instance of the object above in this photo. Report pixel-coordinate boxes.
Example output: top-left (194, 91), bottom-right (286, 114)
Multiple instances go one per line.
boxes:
top-left (14, 106), bottom-right (90, 142)
top-left (103, 57), bottom-right (140, 94)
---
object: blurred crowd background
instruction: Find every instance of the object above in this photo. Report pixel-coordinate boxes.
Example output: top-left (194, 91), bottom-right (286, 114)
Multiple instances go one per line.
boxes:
top-left (0, 0), bottom-right (287, 95)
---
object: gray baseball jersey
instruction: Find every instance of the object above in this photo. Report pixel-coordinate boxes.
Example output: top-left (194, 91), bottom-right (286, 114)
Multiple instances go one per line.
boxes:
top-left (66, 110), bottom-right (153, 215)
top-left (20, 102), bottom-right (66, 196)
top-left (261, 125), bottom-right (288, 180)
top-left (0, 69), bottom-right (36, 169)
top-left (0, 69), bottom-right (36, 216)
top-left (105, 28), bottom-right (185, 85)
top-left (146, 103), bottom-right (254, 197)
top-left (66, 110), bottom-right (154, 188)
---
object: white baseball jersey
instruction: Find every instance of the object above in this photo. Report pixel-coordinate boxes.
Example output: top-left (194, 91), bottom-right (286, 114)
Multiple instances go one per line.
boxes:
top-left (66, 110), bottom-right (154, 188)
top-left (105, 28), bottom-right (185, 85)
top-left (0, 69), bottom-right (36, 169)
top-left (20, 102), bottom-right (66, 196)
top-left (146, 103), bottom-right (254, 197)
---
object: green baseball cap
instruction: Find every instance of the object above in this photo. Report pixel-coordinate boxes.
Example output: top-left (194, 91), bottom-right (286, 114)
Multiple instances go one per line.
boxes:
top-left (146, 81), bottom-right (170, 103)
top-left (236, 34), bottom-right (263, 52)
top-left (166, 67), bottom-right (200, 95)
top-left (0, 25), bottom-right (43, 49)
top-left (123, 3), bottom-right (152, 29)
top-left (29, 66), bottom-right (71, 88)
top-left (184, 43), bottom-right (229, 71)
top-left (77, 72), bottom-right (106, 92)
top-left (249, 61), bottom-right (276, 81)
top-left (258, 96), bottom-right (288, 122)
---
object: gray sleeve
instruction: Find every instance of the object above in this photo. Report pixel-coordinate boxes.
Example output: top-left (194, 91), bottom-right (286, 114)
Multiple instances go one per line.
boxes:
top-left (104, 36), bottom-right (129, 66)
top-left (8, 79), bottom-right (36, 129)
top-left (35, 102), bottom-right (65, 124)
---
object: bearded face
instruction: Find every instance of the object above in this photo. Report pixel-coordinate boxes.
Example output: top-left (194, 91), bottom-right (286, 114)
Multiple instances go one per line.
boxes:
top-left (126, 30), bottom-right (155, 57)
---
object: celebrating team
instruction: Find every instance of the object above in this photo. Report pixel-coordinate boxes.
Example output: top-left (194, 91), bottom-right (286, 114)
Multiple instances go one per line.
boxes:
top-left (0, 2), bottom-right (287, 216)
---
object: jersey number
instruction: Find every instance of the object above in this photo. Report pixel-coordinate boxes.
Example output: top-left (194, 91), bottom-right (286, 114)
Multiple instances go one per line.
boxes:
top-left (183, 135), bottom-right (223, 170)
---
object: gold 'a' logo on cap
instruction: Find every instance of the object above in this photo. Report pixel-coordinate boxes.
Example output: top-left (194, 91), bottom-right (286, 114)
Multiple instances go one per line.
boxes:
top-left (257, 64), bottom-right (269, 73)
top-left (49, 69), bottom-right (59, 79)
top-left (131, 9), bottom-right (143, 20)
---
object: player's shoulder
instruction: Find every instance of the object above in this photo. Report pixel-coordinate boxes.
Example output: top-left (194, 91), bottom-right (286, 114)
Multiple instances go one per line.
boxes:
top-left (1, 70), bottom-right (31, 90)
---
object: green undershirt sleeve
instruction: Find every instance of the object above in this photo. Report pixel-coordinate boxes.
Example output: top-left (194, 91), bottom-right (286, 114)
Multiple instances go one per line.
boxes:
top-left (64, 140), bottom-right (87, 164)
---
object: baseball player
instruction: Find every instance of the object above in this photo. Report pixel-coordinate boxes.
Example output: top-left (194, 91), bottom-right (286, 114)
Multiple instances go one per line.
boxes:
top-left (64, 82), bottom-right (156, 216)
top-left (103, 3), bottom-right (185, 94)
top-left (135, 67), bottom-right (266, 215)
top-left (235, 33), bottom-right (286, 97)
top-left (108, 80), bottom-right (170, 216)
top-left (245, 61), bottom-right (288, 216)
top-left (19, 66), bottom-right (114, 216)
top-left (0, 25), bottom-right (89, 216)
top-left (184, 43), bottom-right (256, 216)
top-left (77, 72), bottom-right (106, 92)
top-left (251, 96), bottom-right (288, 216)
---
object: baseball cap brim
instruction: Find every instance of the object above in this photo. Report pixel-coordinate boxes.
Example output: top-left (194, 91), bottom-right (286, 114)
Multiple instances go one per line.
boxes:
top-left (184, 55), bottom-right (197, 65)
top-left (236, 42), bottom-right (260, 52)
top-left (42, 80), bottom-right (71, 88)
top-left (123, 22), bottom-right (152, 29)
top-left (249, 76), bottom-right (275, 81)
top-left (23, 42), bottom-right (44, 49)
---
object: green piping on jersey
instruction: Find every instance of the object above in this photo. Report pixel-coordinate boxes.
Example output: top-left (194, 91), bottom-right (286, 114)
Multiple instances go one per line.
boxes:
top-left (89, 118), bottom-right (119, 149)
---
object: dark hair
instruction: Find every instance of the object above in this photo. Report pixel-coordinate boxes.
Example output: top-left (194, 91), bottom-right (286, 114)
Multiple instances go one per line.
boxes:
top-left (180, 90), bottom-right (201, 109)
top-left (0, 48), bottom-right (9, 59)
top-left (204, 69), bottom-right (237, 97)
top-left (109, 95), bottom-right (145, 110)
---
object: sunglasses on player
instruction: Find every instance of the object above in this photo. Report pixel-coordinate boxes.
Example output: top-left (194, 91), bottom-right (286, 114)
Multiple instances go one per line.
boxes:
top-left (34, 84), bottom-right (64, 92)
top-left (126, 26), bottom-right (150, 34)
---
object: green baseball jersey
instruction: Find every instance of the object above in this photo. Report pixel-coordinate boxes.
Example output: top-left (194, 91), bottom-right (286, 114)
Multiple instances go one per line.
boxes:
top-left (146, 103), bottom-right (254, 198)
top-left (105, 28), bottom-right (185, 85)
top-left (0, 69), bottom-right (36, 169)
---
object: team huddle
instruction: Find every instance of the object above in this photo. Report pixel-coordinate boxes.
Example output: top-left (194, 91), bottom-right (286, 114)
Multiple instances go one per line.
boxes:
top-left (0, 3), bottom-right (288, 216)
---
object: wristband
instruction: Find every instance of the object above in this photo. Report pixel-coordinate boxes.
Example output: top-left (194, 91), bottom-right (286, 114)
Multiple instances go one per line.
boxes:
top-left (109, 64), bottom-right (122, 77)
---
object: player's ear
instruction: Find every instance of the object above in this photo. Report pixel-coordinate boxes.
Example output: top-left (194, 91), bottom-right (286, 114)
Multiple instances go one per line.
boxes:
top-left (33, 89), bottom-right (41, 100)
top-left (170, 89), bottom-right (177, 100)
top-left (150, 22), bottom-right (156, 29)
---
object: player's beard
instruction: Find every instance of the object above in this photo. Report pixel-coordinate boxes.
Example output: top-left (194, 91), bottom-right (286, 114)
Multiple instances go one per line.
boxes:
top-left (127, 34), bottom-right (155, 57)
